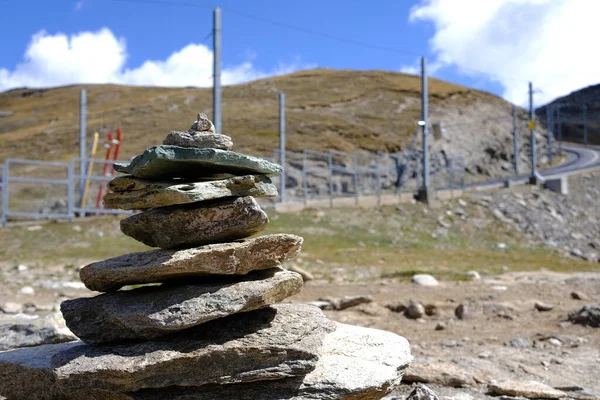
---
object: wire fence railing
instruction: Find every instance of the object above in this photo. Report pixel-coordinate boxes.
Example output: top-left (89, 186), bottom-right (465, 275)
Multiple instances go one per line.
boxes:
top-left (2, 97), bottom-right (599, 226)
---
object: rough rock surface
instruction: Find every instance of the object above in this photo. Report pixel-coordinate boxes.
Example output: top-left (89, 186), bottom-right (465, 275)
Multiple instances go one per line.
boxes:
top-left (113, 146), bottom-right (282, 180)
top-left (488, 380), bottom-right (567, 399)
top-left (188, 113), bottom-right (216, 133)
top-left (61, 267), bottom-right (303, 343)
top-left (406, 383), bottom-right (440, 400)
top-left (80, 234), bottom-right (303, 292)
top-left (403, 360), bottom-right (477, 388)
top-left (109, 321), bottom-right (412, 399)
top-left (0, 312), bottom-right (76, 351)
top-left (568, 304), bottom-right (600, 327)
top-left (104, 174), bottom-right (277, 210)
top-left (0, 304), bottom-right (336, 399)
top-left (163, 130), bottom-right (233, 150)
top-left (120, 196), bottom-right (269, 249)
top-left (411, 274), bottom-right (439, 286)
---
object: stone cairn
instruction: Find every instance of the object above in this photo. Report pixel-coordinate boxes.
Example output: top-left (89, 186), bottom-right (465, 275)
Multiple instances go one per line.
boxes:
top-left (0, 114), bottom-right (413, 400)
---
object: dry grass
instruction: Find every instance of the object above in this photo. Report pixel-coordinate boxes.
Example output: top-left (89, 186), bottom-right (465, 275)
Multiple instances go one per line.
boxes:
top-left (0, 69), bottom-right (508, 162)
top-left (0, 201), bottom-right (593, 281)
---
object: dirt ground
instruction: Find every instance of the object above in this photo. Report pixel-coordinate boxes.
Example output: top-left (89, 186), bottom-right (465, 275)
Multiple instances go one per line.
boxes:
top-left (2, 263), bottom-right (599, 399)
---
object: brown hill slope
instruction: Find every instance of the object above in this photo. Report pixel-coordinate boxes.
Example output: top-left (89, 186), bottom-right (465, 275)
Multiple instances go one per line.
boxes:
top-left (0, 69), bottom-right (546, 175)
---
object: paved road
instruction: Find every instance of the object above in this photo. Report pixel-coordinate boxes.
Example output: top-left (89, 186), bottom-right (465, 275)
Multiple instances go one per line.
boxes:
top-left (444, 143), bottom-right (600, 191)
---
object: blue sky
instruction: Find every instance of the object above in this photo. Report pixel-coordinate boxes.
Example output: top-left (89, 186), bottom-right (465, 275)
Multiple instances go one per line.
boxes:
top-left (1, 0), bottom-right (598, 105)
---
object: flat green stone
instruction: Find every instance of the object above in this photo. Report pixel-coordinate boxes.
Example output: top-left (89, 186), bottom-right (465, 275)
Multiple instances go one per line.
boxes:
top-left (114, 146), bottom-right (282, 180)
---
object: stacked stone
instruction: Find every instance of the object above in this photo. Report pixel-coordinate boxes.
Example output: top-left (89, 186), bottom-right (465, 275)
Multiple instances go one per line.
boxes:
top-left (0, 114), bottom-right (413, 400)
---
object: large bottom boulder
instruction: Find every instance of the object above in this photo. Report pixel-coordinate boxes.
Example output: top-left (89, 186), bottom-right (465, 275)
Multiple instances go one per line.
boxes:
top-left (0, 304), bottom-right (412, 400)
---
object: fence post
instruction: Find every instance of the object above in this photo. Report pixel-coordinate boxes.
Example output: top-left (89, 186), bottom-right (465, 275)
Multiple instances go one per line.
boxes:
top-left (2, 160), bottom-right (9, 227)
top-left (302, 150), bottom-right (308, 206)
top-left (512, 105), bottom-right (519, 174)
top-left (279, 92), bottom-right (286, 203)
top-left (376, 152), bottom-right (382, 205)
top-left (79, 89), bottom-right (87, 199)
top-left (67, 160), bottom-right (75, 222)
top-left (328, 152), bottom-right (333, 208)
top-left (416, 56), bottom-right (432, 203)
top-left (353, 152), bottom-right (359, 205)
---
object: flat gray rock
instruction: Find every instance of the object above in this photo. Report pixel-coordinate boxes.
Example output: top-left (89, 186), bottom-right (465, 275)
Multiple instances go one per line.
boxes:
top-left (163, 130), bottom-right (233, 150)
top-left (104, 175), bottom-right (277, 210)
top-left (128, 321), bottom-right (413, 399)
top-left (0, 313), bottom-right (76, 351)
top-left (120, 196), bottom-right (268, 249)
top-left (113, 146), bottom-right (282, 180)
top-left (80, 234), bottom-right (303, 292)
top-left (0, 304), bottom-right (336, 399)
top-left (61, 267), bottom-right (303, 343)
top-left (488, 380), bottom-right (567, 399)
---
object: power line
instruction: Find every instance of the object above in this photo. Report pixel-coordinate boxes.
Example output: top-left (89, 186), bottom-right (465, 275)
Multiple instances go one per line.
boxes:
top-left (111, 0), bottom-right (420, 57)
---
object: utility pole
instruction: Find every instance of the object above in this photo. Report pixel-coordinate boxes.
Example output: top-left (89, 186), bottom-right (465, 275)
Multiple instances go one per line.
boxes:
top-left (512, 105), bottom-right (519, 174)
top-left (279, 92), bottom-right (286, 203)
top-left (416, 56), bottom-right (432, 203)
top-left (213, 7), bottom-right (222, 133)
top-left (528, 82), bottom-right (540, 184)
top-left (79, 89), bottom-right (87, 197)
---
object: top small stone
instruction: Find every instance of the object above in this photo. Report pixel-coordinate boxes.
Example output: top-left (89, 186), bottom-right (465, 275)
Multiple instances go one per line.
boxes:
top-left (190, 113), bottom-right (216, 133)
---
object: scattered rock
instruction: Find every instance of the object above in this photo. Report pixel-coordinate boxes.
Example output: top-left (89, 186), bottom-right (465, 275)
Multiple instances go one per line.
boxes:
top-left (466, 270), bottom-right (481, 280)
top-left (568, 304), bottom-right (600, 327)
top-left (306, 301), bottom-right (332, 310)
top-left (113, 146), bottom-right (283, 180)
top-left (406, 383), bottom-right (440, 400)
top-left (17, 286), bottom-right (34, 295)
top-left (508, 338), bottom-right (533, 348)
top-left (385, 301), bottom-right (407, 313)
top-left (412, 274), bottom-right (439, 286)
top-left (455, 304), bottom-right (470, 320)
top-left (404, 360), bottom-right (476, 388)
top-left (534, 301), bottom-right (554, 312)
top-left (287, 264), bottom-right (314, 282)
top-left (61, 267), bottom-right (303, 343)
top-left (434, 322), bottom-right (446, 331)
top-left (15, 264), bottom-right (28, 272)
top-left (547, 338), bottom-right (562, 346)
top-left (105, 174), bottom-right (276, 210)
top-left (488, 380), bottom-right (567, 399)
top-left (0, 312), bottom-right (76, 351)
top-left (437, 217), bottom-right (452, 229)
top-left (319, 295), bottom-right (372, 311)
top-left (0, 302), bottom-right (22, 314)
top-left (571, 291), bottom-right (590, 300)
top-left (424, 304), bottom-right (439, 316)
top-left (79, 234), bottom-right (303, 292)
top-left (406, 302), bottom-right (426, 319)
top-left (120, 196), bottom-right (269, 249)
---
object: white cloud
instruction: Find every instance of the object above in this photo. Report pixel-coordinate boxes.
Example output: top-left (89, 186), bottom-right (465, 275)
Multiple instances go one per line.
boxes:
top-left (0, 28), bottom-right (312, 92)
top-left (409, 0), bottom-right (600, 105)
top-left (400, 58), bottom-right (444, 76)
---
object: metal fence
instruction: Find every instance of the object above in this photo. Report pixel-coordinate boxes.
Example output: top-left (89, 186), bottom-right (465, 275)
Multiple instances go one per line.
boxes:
top-left (0, 148), bottom-right (466, 226)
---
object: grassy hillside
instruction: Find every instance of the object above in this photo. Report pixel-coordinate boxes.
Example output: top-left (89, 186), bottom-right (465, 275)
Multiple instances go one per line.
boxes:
top-left (0, 69), bottom-right (509, 162)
